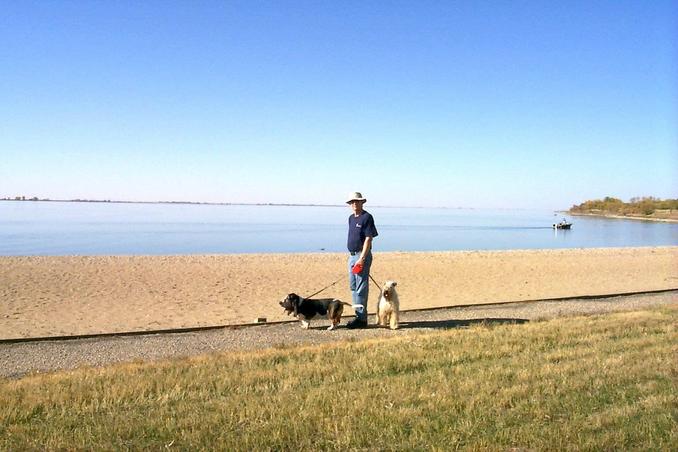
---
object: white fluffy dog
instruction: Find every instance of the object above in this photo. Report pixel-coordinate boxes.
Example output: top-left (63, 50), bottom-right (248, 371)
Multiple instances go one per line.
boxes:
top-left (376, 280), bottom-right (400, 330)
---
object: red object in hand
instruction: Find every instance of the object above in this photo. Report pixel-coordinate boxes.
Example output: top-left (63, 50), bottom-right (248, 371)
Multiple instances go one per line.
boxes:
top-left (352, 262), bottom-right (363, 274)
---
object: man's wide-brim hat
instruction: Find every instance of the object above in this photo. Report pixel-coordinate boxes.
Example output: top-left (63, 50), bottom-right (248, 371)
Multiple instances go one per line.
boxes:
top-left (346, 192), bottom-right (367, 204)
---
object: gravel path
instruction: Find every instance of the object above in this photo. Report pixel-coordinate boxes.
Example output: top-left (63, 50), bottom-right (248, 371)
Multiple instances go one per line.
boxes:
top-left (1, 291), bottom-right (676, 380)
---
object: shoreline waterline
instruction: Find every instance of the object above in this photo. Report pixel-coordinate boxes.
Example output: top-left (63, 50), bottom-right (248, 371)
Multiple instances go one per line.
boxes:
top-left (570, 212), bottom-right (678, 223)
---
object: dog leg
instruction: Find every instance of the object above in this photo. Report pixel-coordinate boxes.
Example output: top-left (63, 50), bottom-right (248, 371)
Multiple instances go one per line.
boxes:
top-left (390, 310), bottom-right (399, 330)
top-left (377, 307), bottom-right (386, 326)
top-left (331, 316), bottom-right (342, 330)
top-left (328, 306), bottom-right (340, 331)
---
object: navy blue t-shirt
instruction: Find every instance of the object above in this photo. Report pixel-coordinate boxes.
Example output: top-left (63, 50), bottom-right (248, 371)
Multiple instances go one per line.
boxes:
top-left (347, 211), bottom-right (378, 252)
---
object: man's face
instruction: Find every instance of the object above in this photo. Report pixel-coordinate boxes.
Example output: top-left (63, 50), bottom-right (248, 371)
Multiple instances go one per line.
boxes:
top-left (350, 200), bottom-right (365, 215)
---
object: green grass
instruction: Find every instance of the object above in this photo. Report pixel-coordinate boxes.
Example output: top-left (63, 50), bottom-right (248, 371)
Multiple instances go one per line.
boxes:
top-left (1, 306), bottom-right (676, 450)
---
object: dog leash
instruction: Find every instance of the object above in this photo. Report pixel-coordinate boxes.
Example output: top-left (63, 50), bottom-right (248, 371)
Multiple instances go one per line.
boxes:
top-left (369, 274), bottom-right (383, 289)
top-left (305, 272), bottom-right (383, 300)
top-left (305, 275), bottom-right (344, 299)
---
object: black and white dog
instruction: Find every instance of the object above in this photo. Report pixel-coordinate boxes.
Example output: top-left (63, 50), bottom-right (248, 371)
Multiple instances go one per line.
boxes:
top-left (279, 293), bottom-right (350, 330)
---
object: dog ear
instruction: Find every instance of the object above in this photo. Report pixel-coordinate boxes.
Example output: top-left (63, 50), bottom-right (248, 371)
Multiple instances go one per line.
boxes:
top-left (392, 281), bottom-right (397, 286)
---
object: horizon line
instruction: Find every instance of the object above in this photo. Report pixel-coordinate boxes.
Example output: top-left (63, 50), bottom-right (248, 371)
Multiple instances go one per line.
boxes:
top-left (0, 197), bottom-right (562, 211)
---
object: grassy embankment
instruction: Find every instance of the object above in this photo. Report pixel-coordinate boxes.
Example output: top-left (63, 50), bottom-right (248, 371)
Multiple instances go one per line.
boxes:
top-left (569, 196), bottom-right (678, 221)
top-left (1, 307), bottom-right (676, 450)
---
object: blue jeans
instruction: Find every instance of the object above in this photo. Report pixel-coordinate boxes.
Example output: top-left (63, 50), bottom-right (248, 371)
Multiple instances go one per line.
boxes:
top-left (348, 252), bottom-right (372, 320)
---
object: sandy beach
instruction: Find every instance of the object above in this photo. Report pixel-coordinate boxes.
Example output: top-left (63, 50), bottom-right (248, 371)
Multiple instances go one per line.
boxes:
top-left (1, 247), bottom-right (676, 340)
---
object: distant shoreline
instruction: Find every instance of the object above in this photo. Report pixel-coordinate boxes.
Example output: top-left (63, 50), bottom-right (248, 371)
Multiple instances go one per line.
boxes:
top-left (0, 198), bottom-right (526, 210)
top-left (570, 212), bottom-right (678, 223)
top-left (0, 198), bottom-right (343, 208)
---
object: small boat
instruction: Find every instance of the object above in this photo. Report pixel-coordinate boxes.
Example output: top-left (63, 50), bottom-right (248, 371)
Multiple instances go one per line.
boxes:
top-left (553, 221), bottom-right (572, 230)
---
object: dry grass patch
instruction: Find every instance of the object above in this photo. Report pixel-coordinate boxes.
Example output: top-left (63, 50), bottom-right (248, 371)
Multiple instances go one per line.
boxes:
top-left (1, 307), bottom-right (676, 450)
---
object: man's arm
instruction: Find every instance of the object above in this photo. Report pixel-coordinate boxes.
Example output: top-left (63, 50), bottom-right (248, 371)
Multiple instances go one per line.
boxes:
top-left (359, 236), bottom-right (373, 263)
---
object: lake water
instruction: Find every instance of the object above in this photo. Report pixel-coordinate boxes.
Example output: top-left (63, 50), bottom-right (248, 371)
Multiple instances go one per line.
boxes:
top-left (1, 201), bottom-right (676, 255)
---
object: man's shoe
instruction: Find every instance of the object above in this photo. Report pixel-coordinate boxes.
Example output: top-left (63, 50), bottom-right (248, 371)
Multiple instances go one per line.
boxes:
top-left (346, 317), bottom-right (368, 329)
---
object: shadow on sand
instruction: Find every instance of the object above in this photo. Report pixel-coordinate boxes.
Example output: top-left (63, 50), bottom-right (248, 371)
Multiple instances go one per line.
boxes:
top-left (307, 317), bottom-right (529, 331)
top-left (396, 317), bottom-right (529, 330)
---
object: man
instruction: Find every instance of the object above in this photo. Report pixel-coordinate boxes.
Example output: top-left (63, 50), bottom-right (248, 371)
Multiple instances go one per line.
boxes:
top-left (345, 191), bottom-right (378, 329)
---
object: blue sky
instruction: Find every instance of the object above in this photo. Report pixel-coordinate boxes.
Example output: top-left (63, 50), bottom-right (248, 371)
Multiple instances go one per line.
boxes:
top-left (1, 0), bottom-right (676, 209)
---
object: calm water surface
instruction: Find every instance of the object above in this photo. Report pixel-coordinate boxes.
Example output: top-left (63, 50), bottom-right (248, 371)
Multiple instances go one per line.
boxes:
top-left (1, 201), bottom-right (676, 255)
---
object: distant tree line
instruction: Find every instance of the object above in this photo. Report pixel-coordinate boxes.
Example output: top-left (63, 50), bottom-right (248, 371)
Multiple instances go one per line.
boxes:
top-left (570, 197), bottom-right (678, 216)
top-left (2, 196), bottom-right (42, 201)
